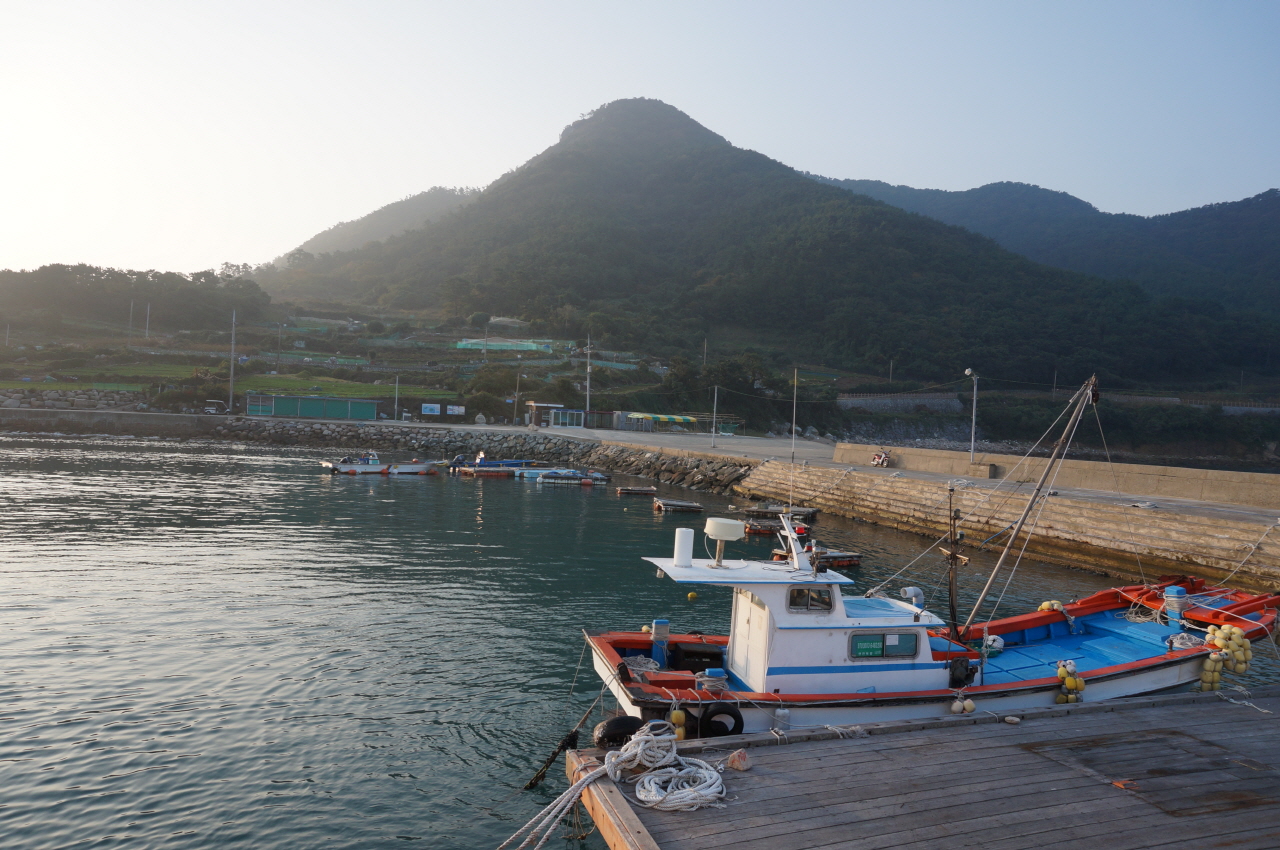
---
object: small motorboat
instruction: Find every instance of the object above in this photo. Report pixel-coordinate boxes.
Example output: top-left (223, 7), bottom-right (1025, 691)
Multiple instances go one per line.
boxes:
top-left (773, 546), bottom-right (861, 568)
top-left (616, 486), bottom-right (658, 496)
top-left (321, 452), bottom-right (443, 475)
top-left (653, 497), bottom-right (704, 513)
top-left (448, 451), bottom-right (541, 473)
top-left (742, 504), bottom-right (819, 521)
top-left (745, 518), bottom-right (809, 535)
top-left (538, 470), bottom-right (612, 485)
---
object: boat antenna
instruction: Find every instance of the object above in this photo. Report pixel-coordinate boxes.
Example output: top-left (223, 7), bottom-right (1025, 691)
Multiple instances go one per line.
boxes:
top-left (961, 375), bottom-right (1097, 636)
top-left (789, 367), bottom-right (798, 509)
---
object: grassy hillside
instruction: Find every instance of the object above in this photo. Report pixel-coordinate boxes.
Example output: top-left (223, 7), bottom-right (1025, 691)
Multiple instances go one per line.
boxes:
top-left (246, 99), bottom-right (1280, 386)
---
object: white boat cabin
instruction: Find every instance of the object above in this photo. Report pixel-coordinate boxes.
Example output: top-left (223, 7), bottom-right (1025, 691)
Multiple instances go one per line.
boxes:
top-left (646, 533), bottom-right (949, 695)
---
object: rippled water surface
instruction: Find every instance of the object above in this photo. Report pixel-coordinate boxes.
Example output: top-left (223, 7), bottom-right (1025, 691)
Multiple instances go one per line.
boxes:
top-left (2, 436), bottom-right (1276, 849)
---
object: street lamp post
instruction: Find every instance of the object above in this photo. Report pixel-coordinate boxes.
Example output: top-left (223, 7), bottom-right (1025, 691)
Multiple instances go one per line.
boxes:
top-left (513, 354), bottom-right (522, 425)
top-left (965, 368), bottom-right (978, 463)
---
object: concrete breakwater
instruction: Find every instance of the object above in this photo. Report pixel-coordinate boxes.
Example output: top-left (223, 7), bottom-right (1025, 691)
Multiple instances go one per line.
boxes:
top-left (214, 417), bottom-right (757, 495)
top-left (735, 460), bottom-right (1280, 592)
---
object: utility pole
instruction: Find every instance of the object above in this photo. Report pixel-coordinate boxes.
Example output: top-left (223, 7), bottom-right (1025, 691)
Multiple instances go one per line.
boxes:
top-left (965, 368), bottom-right (978, 463)
top-left (889, 359), bottom-right (894, 384)
top-left (145, 303), bottom-right (150, 339)
top-left (1052, 369), bottom-right (1057, 401)
top-left (585, 333), bottom-right (592, 422)
top-left (513, 354), bottom-right (522, 425)
top-left (128, 300), bottom-right (134, 344)
top-left (4, 324), bottom-right (8, 347)
top-left (711, 385), bottom-right (719, 448)
top-left (703, 338), bottom-right (707, 368)
top-left (394, 374), bottom-right (399, 421)
top-left (228, 310), bottom-right (237, 413)
top-left (276, 323), bottom-right (283, 371)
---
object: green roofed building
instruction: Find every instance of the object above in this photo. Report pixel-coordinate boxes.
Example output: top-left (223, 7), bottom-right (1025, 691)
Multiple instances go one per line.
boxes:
top-left (455, 337), bottom-right (552, 352)
top-left (246, 394), bottom-right (378, 420)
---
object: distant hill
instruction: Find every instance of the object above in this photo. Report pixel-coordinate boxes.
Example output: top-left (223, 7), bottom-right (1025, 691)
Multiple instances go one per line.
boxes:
top-left (288, 187), bottom-right (476, 258)
top-left (818, 178), bottom-right (1280, 313)
top-left (256, 98), bottom-right (1280, 385)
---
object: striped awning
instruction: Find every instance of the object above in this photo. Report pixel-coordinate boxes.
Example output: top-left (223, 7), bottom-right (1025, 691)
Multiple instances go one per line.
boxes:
top-left (628, 413), bottom-right (697, 423)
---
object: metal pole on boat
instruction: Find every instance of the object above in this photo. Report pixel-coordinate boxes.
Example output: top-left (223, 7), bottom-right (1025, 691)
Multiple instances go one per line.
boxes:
top-left (961, 376), bottom-right (1096, 634)
top-left (789, 369), bottom-right (798, 509)
top-left (965, 368), bottom-right (978, 463)
top-left (228, 310), bottom-right (236, 414)
top-left (711, 385), bottom-right (719, 448)
top-left (946, 488), bottom-right (963, 642)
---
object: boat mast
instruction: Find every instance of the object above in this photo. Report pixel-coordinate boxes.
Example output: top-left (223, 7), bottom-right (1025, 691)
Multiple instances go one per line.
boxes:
top-left (960, 375), bottom-right (1097, 635)
top-left (945, 487), bottom-right (964, 642)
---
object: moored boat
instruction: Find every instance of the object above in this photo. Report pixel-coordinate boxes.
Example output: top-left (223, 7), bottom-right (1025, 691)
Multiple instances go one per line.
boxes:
top-left (538, 470), bottom-right (612, 485)
top-left (584, 378), bottom-right (1280, 739)
top-left (321, 452), bottom-right (443, 475)
top-left (617, 486), bottom-right (659, 496)
top-left (653, 497), bottom-right (704, 513)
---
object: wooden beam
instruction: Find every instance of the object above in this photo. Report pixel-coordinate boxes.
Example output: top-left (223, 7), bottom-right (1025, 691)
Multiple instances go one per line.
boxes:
top-left (565, 750), bottom-right (663, 850)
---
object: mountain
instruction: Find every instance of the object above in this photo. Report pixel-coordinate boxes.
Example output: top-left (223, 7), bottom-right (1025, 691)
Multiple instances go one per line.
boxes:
top-left (287, 186), bottom-right (476, 258)
top-left (818, 178), bottom-right (1280, 312)
top-left (256, 98), bottom-right (1280, 384)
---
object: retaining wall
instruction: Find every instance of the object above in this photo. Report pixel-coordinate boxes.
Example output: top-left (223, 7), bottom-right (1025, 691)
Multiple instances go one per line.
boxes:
top-left (736, 460), bottom-right (1280, 592)
top-left (833, 442), bottom-right (1280, 510)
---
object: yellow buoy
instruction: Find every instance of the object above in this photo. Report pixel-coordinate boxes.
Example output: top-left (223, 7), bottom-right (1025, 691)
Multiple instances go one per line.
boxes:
top-left (1057, 667), bottom-right (1069, 680)
top-left (1201, 672), bottom-right (1214, 684)
top-left (951, 700), bottom-right (965, 714)
top-left (1077, 679), bottom-right (1086, 691)
top-left (1055, 693), bottom-right (1069, 704)
top-left (687, 592), bottom-right (698, 601)
top-left (1246, 649), bottom-right (1254, 661)
top-left (963, 699), bottom-right (976, 714)
top-left (641, 625), bottom-right (652, 633)
top-left (1067, 694), bottom-right (1078, 703)
top-left (1214, 637), bottom-right (1230, 649)
top-left (1064, 677), bottom-right (1078, 691)
top-left (669, 708), bottom-right (686, 726)
top-left (675, 726), bottom-right (686, 741)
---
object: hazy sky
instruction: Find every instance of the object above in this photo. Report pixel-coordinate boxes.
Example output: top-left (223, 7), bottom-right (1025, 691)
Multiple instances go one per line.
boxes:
top-left (2, 1), bottom-right (1277, 273)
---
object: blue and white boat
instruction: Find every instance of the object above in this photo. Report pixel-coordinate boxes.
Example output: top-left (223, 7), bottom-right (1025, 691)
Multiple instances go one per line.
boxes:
top-left (586, 378), bottom-right (1279, 737)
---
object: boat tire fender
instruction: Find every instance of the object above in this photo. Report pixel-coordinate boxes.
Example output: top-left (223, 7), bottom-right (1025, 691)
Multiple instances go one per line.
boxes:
top-left (949, 657), bottom-right (977, 688)
top-left (697, 702), bottom-right (745, 738)
top-left (593, 715), bottom-right (646, 749)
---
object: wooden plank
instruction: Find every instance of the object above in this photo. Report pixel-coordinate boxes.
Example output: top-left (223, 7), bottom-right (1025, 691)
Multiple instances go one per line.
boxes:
top-left (565, 751), bottom-right (661, 850)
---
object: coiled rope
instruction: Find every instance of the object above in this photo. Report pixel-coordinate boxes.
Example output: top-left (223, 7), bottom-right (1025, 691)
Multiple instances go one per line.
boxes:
top-left (495, 721), bottom-right (725, 850)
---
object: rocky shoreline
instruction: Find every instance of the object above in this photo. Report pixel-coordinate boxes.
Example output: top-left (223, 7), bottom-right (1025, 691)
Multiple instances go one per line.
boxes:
top-left (214, 417), bottom-right (755, 495)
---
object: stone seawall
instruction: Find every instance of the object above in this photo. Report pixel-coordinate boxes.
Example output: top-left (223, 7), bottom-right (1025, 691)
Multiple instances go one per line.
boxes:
top-left (735, 461), bottom-right (1280, 592)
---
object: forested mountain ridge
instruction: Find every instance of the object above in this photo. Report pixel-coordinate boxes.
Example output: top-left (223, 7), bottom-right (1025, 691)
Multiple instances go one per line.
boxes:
top-left (819, 178), bottom-right (1280, 313)
top-left (286, 186), bottom-right (476, 260)
top-left (254, 98), bottom-right (1280, 385)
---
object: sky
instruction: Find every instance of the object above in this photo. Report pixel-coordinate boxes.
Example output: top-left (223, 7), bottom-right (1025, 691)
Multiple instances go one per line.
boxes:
top-left (1, 1), bottom-right (1277, 273)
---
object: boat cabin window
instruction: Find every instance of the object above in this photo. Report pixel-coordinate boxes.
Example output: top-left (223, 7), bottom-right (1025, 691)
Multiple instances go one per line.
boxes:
top-left (849, 632), bottom-right (919, 659)
top-left (788, 586), bottom-right (833, 612)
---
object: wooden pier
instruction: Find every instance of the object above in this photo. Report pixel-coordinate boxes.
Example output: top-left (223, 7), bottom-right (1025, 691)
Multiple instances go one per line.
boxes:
top-left (567, 685), bottom-right (1280, 850)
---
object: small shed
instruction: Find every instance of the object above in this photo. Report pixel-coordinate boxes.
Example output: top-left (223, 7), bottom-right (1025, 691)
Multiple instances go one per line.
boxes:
top-left (246, 394), bottom-right (378, 420)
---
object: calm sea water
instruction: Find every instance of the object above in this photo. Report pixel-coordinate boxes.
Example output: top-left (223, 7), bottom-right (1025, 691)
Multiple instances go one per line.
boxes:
top-left (1, 436), bottom-right (1275, 849)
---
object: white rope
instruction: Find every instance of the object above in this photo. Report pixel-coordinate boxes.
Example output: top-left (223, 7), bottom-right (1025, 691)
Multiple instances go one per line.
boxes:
top-left (623, 656), bottom-right (660, 672)
top-left (493, 721), bottom-right (725, 850)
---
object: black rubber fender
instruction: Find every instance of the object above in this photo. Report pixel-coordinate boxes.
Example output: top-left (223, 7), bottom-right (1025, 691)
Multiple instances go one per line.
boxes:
top-left (592, 715), bottom-right (646, 749)
top-left (696, 702), bottom-right (744, 737)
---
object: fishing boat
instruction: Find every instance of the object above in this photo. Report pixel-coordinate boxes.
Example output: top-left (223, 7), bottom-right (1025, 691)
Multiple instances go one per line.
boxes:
top-left (742, 504), bottom-right (819, 521)
top-left (772, 545), bottom-right (861, 569)
top-left (653, 497), bottom-right (704, 513)
top-left (538, 470), bottom-right (612, 485)
top-left (584, 378), bottom-right (1280, 737)
top-left (321, 452), bottom-right (443, 475)
top-left (744, 517), bottom-right (809, 535)
top-left (448, 452), bottom-right (541, 472)
top-left (617, 486), bottom-right (659, 496)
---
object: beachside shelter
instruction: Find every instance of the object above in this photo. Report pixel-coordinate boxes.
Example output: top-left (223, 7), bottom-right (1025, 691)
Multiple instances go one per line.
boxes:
top-left (246, 394), bottom-right (378, 420)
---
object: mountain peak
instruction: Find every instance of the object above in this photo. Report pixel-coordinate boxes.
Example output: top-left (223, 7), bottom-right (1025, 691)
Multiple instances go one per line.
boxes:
top-left (557, 98), bottom-right (730, 158)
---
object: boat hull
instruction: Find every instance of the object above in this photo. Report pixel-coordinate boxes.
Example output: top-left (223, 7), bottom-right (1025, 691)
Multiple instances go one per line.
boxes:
top-left (589, 635), bottom-right (1208, 731)
top-left (321, 462), bottom-right (440, 475)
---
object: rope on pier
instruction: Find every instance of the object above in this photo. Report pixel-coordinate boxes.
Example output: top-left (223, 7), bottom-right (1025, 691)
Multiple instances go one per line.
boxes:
top-left (497, 721), bottom-right (725, 850)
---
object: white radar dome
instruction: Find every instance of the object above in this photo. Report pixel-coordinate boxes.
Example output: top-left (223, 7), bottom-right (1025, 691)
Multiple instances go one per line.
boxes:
top-left (704, 517), bottom-right (746, 541)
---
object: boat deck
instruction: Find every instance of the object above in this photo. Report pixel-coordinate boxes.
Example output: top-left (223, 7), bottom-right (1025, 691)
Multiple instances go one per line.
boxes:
top-left (567, 684), bottom-right (1280, 850)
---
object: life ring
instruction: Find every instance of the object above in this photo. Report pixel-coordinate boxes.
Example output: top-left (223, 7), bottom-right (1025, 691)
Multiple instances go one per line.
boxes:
top-left (697, 702), bottom-right (744, 737)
